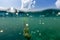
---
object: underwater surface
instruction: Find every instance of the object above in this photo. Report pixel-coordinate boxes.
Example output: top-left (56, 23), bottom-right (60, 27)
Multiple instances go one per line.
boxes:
top-left (0, 9), bottom-right (60, 40)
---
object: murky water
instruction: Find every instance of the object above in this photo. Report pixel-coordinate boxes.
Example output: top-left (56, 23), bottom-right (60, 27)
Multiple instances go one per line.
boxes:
top-left (0, 11), bottom-right (60, 40)
top-left (0, 17), bottom-right (60, 40)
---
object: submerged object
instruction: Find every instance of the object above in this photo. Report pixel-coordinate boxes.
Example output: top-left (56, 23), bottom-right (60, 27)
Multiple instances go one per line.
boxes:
top-left (23, 24), bottom-right (31, 40)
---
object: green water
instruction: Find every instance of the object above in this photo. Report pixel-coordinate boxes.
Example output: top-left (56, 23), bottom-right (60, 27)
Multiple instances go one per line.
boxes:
top-left (0, 17), bottom-right (60, 40)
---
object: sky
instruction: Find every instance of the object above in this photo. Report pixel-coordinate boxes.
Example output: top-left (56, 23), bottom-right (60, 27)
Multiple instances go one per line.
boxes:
top-left (0, 0), bottom-right (60, 10)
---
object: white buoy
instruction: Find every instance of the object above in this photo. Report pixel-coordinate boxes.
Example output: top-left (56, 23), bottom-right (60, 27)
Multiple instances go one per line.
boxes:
top-left (26, 14), bottom-right (29, 16)
top-left (57, 12), bottom-right (60, 16)
top-left (58, 12), bottom-right (60, 15)
top-left (16, 13), bottom-right (18, 15)
top-left (6, 13), bottom-right (9, 15)
top-left (0, 30), bottom-right (4, 33)
top-left (26, 24), bottom-right (29, 26)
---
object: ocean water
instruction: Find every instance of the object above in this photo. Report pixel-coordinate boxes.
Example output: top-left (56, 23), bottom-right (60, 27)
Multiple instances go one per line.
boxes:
top-left (0, 10), bottom-right (60, 40)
